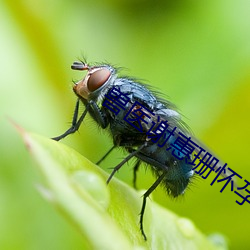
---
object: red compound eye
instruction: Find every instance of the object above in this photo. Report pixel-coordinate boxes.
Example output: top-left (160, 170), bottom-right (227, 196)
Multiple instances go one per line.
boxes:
top-left (87, 68), bottom-right (111, 92)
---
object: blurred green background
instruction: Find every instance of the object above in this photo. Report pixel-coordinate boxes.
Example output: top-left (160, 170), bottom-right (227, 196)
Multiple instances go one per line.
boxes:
top-left (0, 0), bottom-right (250, 249)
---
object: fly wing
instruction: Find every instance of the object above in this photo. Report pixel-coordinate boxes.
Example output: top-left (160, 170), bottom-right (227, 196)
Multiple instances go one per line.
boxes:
top-left (153, 106), bottom-right (242, 191)
top-left (138, 84), bottom-right (242, 192)
top-left (190, 136), bottom-right (242, 191)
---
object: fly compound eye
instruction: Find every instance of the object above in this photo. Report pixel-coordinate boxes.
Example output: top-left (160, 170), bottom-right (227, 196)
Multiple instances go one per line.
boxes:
top-left (87, 68), bottom-right (111, 92)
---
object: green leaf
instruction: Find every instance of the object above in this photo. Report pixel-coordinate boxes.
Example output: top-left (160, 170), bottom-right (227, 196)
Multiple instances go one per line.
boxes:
top-left (19, 128), bottom-right (227, 250)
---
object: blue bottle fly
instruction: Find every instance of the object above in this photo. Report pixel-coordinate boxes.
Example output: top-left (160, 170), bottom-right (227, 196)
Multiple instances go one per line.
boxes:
top-left (52, 60), bottom-right (225, 240)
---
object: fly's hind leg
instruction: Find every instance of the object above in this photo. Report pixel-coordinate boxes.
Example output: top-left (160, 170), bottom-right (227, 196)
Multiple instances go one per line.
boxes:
top-left (140, 173), bottom-right (166, 240)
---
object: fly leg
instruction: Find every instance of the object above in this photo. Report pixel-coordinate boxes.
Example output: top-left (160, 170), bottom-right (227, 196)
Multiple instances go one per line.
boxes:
top-left (99, 148), bottom-right (141, 188)
top-left (88, 100), bottom-right (108, 129)
top-left (107, 144), bottom-right (146, 184)
top-left (140, 172), bottom-right (166, 240)
top-left (133, 160), bottom-right (141, 189)
top-left (52, 99), bottom-right (108, 141)
top-left (52, 99), bottom-right (89, 141)
top-left (96, 145), bottom-right (116, 165)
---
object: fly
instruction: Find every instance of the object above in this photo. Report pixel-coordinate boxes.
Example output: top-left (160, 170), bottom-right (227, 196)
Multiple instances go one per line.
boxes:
top-left (52, 60), bottom-right (232, 240)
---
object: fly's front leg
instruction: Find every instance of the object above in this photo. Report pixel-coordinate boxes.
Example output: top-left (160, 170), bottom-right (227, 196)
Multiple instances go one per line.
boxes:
top-left (52, 99), bottom-right (89, 141)
top-left (89, 100), bottom-right (108, 129)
